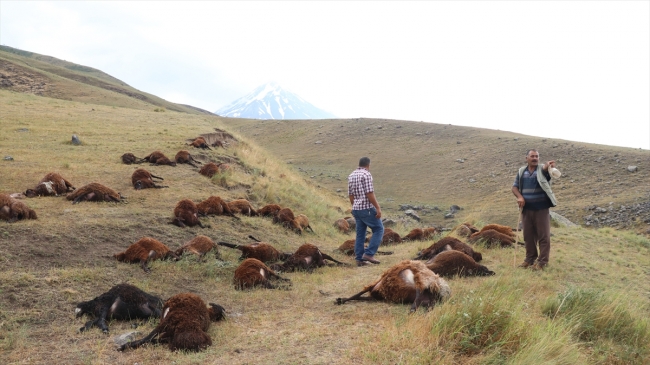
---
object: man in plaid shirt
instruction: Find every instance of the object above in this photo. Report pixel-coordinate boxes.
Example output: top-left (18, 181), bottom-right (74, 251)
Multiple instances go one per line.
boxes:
top-left (348, 157), bottom-right (384, 266)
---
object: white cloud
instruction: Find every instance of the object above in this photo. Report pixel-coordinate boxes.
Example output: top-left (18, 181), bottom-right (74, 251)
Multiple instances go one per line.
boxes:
top-left (1, 1), bottom-right (648, 149)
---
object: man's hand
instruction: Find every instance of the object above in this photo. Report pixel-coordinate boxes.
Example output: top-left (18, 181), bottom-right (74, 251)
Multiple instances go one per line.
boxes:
top-left (543, 160), bottom-right (556, 171)
top-left (375, 208), bottom-right (382, 219)
top-left (517, 196), bottom-right (525, 209)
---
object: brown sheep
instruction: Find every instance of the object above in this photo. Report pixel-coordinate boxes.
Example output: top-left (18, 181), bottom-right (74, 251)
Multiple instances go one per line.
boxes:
top-left (196, 196), bottom-right (236, 218)
top-left (270, 243), bottom-right (349, 273)
top-left (174, 150), bottom-right (203, 168)
top-left (121, 153), bottom-right (145, 165)
top-left (113, 237), bottom-right (179, 273)
top-left (171, 199), bottom-right (205, 228)
top-left (227, 199), bottom-right (258, 216)
top-left (334, 218), bottom-right (351, 234)
top-left (425, 250), bottom-right (495, 277)
top-left (119, 293), bottom-right (225, 352)
top-left (233, 258), bottom-right (291, 290)
top-left (335, 260), bottom-right (451, 312)
top-left (0, 194), bottom-right (37, 222)
top-left (66, 183), bottom-right (123, 204)
top-left (423, 227), bottom-right (437, 239)
top-left (218, 237), bottom-right (291, 263)
top-left (402, 228), bottom-right (426, 241)
top-left (345, 217), bottom-right (356, 230)
top-left (257, 204), bottom-right (282, 217)
top-left (199, 162), bottom-right (220, 178)
top-left (75, 283), bottom-right (163, 333)
top-left (24, 172), bottom-right (76, 197)
top-left (143, 151), bottom-right (177, 166)
top-left (468, 229), bottom-right (515, 248)
top-left (337, 239), bottom-right (393, 256)
top-left (273, 207), bottom-right (302, 233)
top-left (295, 214), bottom-right (314, 233)
top-left (131, 168), bottom-right (168, 190)
top-left (382, 228), bottom-right (403, 245)
top-left (175, 235), bottom-right (220, 260)
top-left (454, 222), bottom-right (480, 237)
top-left (414, 236), bottom-right (483, 262)
top-left (477, 224), bottom-right (517, 238)
top-left (189, 137), bottom-right (212, 150)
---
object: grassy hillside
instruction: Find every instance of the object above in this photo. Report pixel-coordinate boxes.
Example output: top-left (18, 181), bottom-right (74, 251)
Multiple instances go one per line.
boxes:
top-left (0, 90), bottom-right (649, 365)
top-left (223, 118), bottom-right (650, 232)
top-left (0, 46), bottom-right (212, 115)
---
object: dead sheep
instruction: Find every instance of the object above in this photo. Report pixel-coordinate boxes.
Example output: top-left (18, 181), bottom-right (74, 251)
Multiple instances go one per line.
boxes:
top-left (170, 199), bottom-right (205, 228)
top-left (196, 196), bottom-right (236, 218)
top-left (199, 162), bottom-right (220, 178)
top-left (233, 258), bottom-right (291, 290)
top-left (174, 150), bottom-right (203, 168)
top-left (65, 183), bottom-right (124, 204)
top-left (270, 243), bottom-right (349, 273)
top-left (335, 260), bottom-right (451, 312)
top-left (227, 199), bottom-right (258, 216)
top-left (257, 204), bottom-right (282, 217)
top-left (175, 235), bottom-right (220, 260)
top-left (468, 229), bottom-right (515, 248)
top-left (218, 237), bottom-right (291, 263)
top-left (425, 250), bottom-right (495, 277)
top-left (295, 214), bottom-right (314, 233)
top-left (337, 239), bottom-right (393, 256)
top-left (143, 151), bottom-right (177, 166)
top-left (345, 217), bottom-right (356, 230)
top-left (119, 293), bottom-right (226, 352)
top-left (24, 172), bottom-right (76, 197)
top-left (272, 207), bottom-right (302, 233)
top-left (0, 193), bottom-right (37, 222)
top-left (189, 137), bottom-right (212, 150)
top-left (113, 237), bottom-right (179, 273)
top-left (403, 227), bottom-right (438, 241)
top-left (334, 218), bottom-right (351, 234)
top-left (454, 222), bottom-right (480, 237)
top-left (131, 168), bottom-right (168, 190)
top-left (121, 153), bottom-right (145, 165)
top-left (382, 228), bottom-right (403, 245)
top-left (75, 283), bottom-right (163, 333)
top-left (477, 223), bottom-right (517, 238)
top-left (414, 236), bottom-right (483, 262)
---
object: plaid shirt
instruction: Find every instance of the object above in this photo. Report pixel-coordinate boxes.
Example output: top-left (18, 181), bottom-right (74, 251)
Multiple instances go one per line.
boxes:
top-left (348, 167), bottom-right (375, 210)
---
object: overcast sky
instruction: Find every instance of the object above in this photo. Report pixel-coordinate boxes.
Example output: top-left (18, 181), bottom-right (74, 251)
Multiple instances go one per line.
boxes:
top-left (1, 1), bottom-right (649, 149)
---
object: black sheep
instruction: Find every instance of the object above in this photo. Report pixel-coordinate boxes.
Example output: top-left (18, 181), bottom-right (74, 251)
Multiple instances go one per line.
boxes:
top-left (75, 283), bottom-right (163, 333)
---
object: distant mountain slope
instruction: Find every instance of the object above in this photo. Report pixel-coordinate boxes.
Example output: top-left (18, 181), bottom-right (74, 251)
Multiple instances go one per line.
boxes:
top-left (224, 117), bottom-right (650, 231)
top-left (0, 45), bottom-right (212, 115)
top-left (216, 82), bottom-right (336, 119)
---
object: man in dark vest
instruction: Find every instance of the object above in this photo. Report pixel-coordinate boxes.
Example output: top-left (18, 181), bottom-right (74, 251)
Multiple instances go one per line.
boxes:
top-left (512, 149), bottom-right (558, 271)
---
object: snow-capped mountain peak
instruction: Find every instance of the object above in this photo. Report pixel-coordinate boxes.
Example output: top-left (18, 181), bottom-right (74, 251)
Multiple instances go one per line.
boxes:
top-left (216, 82), bottom-right (336, 120)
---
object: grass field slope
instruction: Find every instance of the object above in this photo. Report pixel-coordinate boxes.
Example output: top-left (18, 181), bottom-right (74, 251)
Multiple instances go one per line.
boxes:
top-left (0, 50), bottom-right (649, 364)
top-left (224, 117), bottom-right (650, 232)
top-left (0, 45), bottom-right (212, 115)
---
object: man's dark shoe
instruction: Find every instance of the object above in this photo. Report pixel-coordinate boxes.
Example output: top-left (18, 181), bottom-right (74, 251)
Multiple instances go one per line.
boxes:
top-left (356, 260), bottom-right (371, 267)
top-left (361, 254), bottom-right (380, 264)
top-left (518, 261), bottom-right (533, 268)
top-left (531, 263), bottom-right (546, 271)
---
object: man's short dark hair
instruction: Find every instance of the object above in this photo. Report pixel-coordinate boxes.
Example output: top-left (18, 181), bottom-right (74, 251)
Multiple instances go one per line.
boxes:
top-left (359, 157), bottom-right (370, 167)
top-left (526, 149), bottom-right (539, 156)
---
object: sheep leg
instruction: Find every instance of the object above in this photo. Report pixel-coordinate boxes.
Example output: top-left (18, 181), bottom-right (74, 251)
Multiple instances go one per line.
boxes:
top-left (149, 174), bottom-right (164, 180)
top-left (320, 253), bottom-right (350, 267)
top-left (306, 225), bottom-right (315, 233)
top-left (140, 250), bottom-right (158, 273)
top-left (187, 161), bottom-right (198, 168)
top-left (376, 250), bottom-right (393, 255)
top-left (152, 184), bottom-right (169, 189)
top-left (118, 328), bottom-right (161, 351)
top-left (170, 217), bottom-right (186, 228)
top-left (335, 288), bottom-right (374, 305)
top-left (217, 241), bottom-right (241, 250)
top-left (196, 219), bottom-right (205, 228)
top-left (73, 193), bottom-right (92, 204)
top-left (410, 289), bottom-right (422, 313)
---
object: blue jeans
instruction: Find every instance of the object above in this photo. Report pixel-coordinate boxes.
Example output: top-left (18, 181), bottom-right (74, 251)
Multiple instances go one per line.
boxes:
top-left (352, 208), bottom-right (384, 261)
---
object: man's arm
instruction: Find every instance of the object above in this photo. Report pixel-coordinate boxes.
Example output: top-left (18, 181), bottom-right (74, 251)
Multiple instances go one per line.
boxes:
top-left (349, 194), bottom-right (354, 205)
top-left (366, 191), bottom-right (382, 218)
top-left (512, 186), bottom-right (525, 209)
